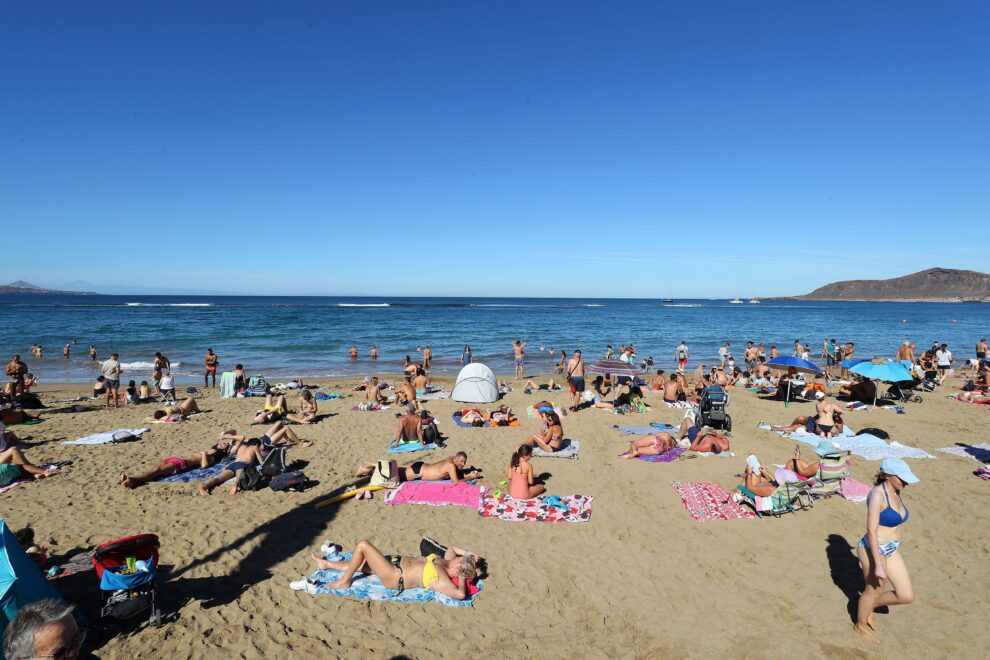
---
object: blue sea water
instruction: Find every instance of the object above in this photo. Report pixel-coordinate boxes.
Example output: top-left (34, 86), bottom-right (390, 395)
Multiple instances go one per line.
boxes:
top-left (1, 295), bottom-right (987, 384)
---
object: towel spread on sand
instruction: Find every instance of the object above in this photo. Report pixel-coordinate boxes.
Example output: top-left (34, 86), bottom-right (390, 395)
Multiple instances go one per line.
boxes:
top-left (937, 444), bottom-right (990, 462)
top-left (157, 459), bottom-right (236, 483)
top-left (0, 464), bottom-right (61, 494)
top-left (613, 424), bottom-right (675, 436)
top-left (452, 414), bottom-right (518, 428)
top-left (838, 477), bottom-right (872, 503)
top-left (532, 439), bottom-right (580, 459)
top-left (637, 447), bottom-right (687, 463)
top-left (526, 405), bottom-right (563, 419)
top-left (387, 441), bottom-right (438, 454)
top-left (672, 481), bottom-right (755, 522)
top-left (758, 425), bottom-right (933, 460)
top-left (351, 405), bottom-right (387, 412)
top-left (478, 488), bottom-right (593, 522)
top-left (383, 481), bottom-right (482, 508)
top-left (976, 466), bottom-right (990, 481)
top-left (62, 428), bottom-right (150, 445)
top-left (419, 391), bottom-right (450, 401)
top-left (314, 392), bottom-right (343, 400)
top-left (303, 552), bottom-right (482, 607)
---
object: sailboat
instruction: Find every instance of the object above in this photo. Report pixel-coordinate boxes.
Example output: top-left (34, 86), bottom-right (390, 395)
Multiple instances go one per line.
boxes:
top-left (748, 296), bottom-right (760, 304)
top-left (729, 297), bottom-right (743, 304)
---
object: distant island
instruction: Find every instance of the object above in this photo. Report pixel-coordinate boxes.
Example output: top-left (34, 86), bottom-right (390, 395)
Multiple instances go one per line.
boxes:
top-left (782, 267), bottom-right (990, 302)
top-left (0, 280), bottom-right (96, 296)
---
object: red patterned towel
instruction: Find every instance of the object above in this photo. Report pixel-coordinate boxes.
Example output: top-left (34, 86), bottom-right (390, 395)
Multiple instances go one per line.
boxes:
top-left (672, 481), bottom-right (755, 522)
top-left (478, 488), bottom-right (593, 523)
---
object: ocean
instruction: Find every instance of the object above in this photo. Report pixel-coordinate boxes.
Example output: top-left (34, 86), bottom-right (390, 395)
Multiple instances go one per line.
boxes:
top-left (2, 294), bottom-right (987, 384)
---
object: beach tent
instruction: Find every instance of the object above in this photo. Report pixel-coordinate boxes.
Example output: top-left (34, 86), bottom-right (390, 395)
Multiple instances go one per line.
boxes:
top-left (1, 520), bottom-right (63, 658)
top-left (451, 363), bottom-right (499, 404)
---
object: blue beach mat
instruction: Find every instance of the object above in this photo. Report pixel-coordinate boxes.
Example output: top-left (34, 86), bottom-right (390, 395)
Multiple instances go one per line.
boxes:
top-left (302, 552), bottom-right (482, 607)
top-left (157, 459), bottom-right (235, 483)
top-left (387, 441), bottom-right (438, 454)
top-left (613, 424), bottom-right (675, 436)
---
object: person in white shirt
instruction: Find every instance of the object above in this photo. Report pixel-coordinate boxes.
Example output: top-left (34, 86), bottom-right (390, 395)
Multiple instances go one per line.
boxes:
top-left (935, 343), bottom-right (952, 381)
top-left (101, 353), bottom-right (123, 408)
top-left (718, 343), bottom-right (730, 368)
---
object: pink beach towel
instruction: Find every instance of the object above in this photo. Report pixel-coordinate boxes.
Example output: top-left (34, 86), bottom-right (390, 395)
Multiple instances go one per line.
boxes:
top-left (478, 488), bottom-right (593, 523)
top-left (838, 477), bottom-right (872, 503)
top-left (671, 481), bottom-right (755, 522)
top-left (383, 481), bottom-right (482, 508)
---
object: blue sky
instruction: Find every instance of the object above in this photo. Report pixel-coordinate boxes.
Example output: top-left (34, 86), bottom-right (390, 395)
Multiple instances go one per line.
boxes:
top-left (2, 1), bottom-right (987, 297)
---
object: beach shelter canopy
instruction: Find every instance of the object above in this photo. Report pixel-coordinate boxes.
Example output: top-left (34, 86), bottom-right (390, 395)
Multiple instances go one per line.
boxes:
top-left (585, 359), bottom-right (645, 376)
top-left (1, 520), bottom-right (63, 658)
top-left (451, 363), bottom-right (499, 404)
top-left (850, 360), bottom-right (913, 383)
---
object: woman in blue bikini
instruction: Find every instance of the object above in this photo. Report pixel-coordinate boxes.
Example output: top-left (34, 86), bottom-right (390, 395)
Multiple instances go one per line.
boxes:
top-left (854, 458), bottom-right (918, 644)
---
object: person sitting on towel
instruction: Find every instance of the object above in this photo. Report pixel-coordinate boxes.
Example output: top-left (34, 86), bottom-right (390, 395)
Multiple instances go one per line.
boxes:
top-left (307, 539), bottom-right (481, 600)
top-left (354, 452), bottom-right (481, 483)
top-left (523, 410), bottom-right (563, 452)
top-left (120, 439), bottom-right (232, 488)
top-left (390, 403), bottom-right (425, 447)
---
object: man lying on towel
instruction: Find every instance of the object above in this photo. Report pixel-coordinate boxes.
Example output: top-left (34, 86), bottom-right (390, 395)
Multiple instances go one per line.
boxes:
top-left (354, 452), bottom-right (482, 483)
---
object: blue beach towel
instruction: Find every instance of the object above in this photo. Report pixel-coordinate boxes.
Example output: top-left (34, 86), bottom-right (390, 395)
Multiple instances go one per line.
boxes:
top-left (303, 552), bottom-right (482, 607)
top-left (158, 459), bottom-right (235, 483)
top-left (315, 392), bottom-right (343, 401)
top-left (387, 441), bottom-right (438, 454)
top-left (613, 425), bottom-right (672, 436)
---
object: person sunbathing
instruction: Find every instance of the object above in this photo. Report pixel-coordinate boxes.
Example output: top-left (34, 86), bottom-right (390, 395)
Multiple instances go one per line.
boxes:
top-left (769, 409), bottom-right (845, 435)
top-left (689, 427), bottom-right (730, 454)
top-left (120, 440), bottom-right (232, 488)
top-left (390, 403), bottom-right (425, 447)
top-left (488, 405), bottom-right (514, 426)
top-left (0, 407), bottom-right (40, 425)
top-left (957, 391), bottom-right (990, 404)
top-left (308, 539), bottom-right (480, 600)
top-left (741, 454), bottom-right (777, 497)
top-left (508, 444), bottom-right (545, 498)
top-left (147, 397), bottom-right (202, 422)
top-left (0, 444), bottom-right (52, 487)
top-left (524, 410), bottom-right (563, 452)
top-left (784, 440), bottom-right (842, 479)
top-left (838, 376), bottom-right (877, 404)
top-left (458, 409), bottom-right (487, 426)
top-left (285, 390), bottom-right (318, 424)
top-left (812, 392), bottom-right (838, 439)
top-left (522, 379), bottom-right (561, 392)
top-left (197, 436), bottom-right (265, 496)
top-left (222, 421), bottom-right (313, 449)
top-left (619, 431), bottom-right (676, 459)
top-left (354, 452), bottom-right (480, 483)
top-left (254, 393), bottom-right (288, 424)
top-left (412, 366), bottom-right (430, 398)
top-left (363, 377), bottom-right (387, 405)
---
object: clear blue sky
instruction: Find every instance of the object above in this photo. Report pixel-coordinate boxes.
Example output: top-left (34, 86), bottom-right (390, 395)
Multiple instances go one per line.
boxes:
top-left (2, 1), bottom-right (987, 297)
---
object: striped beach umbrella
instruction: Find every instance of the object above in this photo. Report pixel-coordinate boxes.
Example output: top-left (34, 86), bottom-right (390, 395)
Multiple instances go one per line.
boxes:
top-left (585, 359), bottom-right (645, 376)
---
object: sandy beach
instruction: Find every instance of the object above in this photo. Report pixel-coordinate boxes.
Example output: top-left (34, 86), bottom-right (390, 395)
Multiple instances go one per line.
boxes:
top-left (4, 371), bottom-right (988, 658)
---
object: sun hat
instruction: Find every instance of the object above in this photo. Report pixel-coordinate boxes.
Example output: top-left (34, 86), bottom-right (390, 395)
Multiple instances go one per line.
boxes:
top-left (880, 458), bottom-right (919, 484)
top-left (814, 440), bottom-right (839, 456)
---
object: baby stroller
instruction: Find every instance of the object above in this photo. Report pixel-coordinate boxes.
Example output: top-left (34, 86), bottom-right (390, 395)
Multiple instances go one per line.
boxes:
top-left (92, 534), bottom-right (162, 627)
top-left (697, 386), bottom-right (731, 431)
top-left (882, 380), bottom-right (924, 404)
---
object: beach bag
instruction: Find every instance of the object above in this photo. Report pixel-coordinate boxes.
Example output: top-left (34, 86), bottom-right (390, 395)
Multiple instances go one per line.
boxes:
top-left (369, 460), bottom-right (400, 488)
top-left (962, 380), bottom-right (976, 392)
top-left (857, 427), bottom-right (889, 440)
top-left (237, 465), bottom-right (265, 491)
top-left (270, 470), bottom-right (307, 491)
top-left (248, 378), bottom-right (270, 396)
top-left (422, 422), bottom-right (441, 444)
top-left (420, 536), bottom-right (448, 557)
top-left (261, 447), bottom-right (287, 477)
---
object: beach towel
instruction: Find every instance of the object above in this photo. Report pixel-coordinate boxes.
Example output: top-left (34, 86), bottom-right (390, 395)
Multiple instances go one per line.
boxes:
top-left (613, 424), bottom-right (671, 436)
top-left (976, 465), bottom-right (990, 481)
top-left (62, 428), bottom-right (150, 445)
top-left (419, 391), bottom-right (450, 401)
top-left (351, 404), bottom-right (387, 412)
top-left (315, 392), bottom-right (343, 400)
top-left (672, 481), bottom-right (755, 522)
top-left (0, 464), bottom-right (62, 494)
top-left (664, 400), bottom-right (695, 409)
top-left (300, 552), bottom-right (482, 607)
top-left (452, 415), bottom-right (481, 428)
top-left (531, 439), bottom-right (580, 459)
top-left (387, 441), bottom-right (438, 454)
top-left (8, 419), bottom-right (42, 426)
top-left (838, 477), bottom-right (871, 503)
top-left (478, 488), bottom-right (593, 522)
top-left (936, 443), bottom-right (990, 462)
top-left (383, 481), bottom-right (482, 508)
top-left (526, 405), bottom-right (562, 419)
top-left (157, 458), bottom-right (236, 483)
top-left (758, 425), bottom-right (932, 461)
top-left (219, 371), bottom-right (236, 398)
top-left (636, 447), bottom-right (687, 463)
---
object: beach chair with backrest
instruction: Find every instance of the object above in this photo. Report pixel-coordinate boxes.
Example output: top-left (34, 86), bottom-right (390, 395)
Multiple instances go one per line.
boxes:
top-left (807, 450), bottom-right (852, 497)
top-left (737, 480), bottom-right (814, 518)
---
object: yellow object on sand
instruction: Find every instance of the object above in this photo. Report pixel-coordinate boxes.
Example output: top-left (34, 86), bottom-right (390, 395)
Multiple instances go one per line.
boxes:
top-left (314, 485), bottom-right (388, 509)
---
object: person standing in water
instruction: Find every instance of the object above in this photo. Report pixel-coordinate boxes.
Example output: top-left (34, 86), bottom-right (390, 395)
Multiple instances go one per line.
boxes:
top-left (423, 344), bottom-right (433, 370)
top-left (854, 459), bottom-right (918, 644)
top-left (88, 345), bottom-right (97, 360)
top-left (370, 346), bottom-right (379, 360)
top-left (513, 340), bottom-right (527, 379)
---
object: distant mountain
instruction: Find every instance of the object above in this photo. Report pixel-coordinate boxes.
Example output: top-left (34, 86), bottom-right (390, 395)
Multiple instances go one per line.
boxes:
top-left (787, 268), bottom-right (990, 302)
top-left (0, 281), bottom-right (96, 296)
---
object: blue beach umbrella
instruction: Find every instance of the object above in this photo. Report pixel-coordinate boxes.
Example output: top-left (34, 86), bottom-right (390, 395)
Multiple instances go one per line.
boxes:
top-left (849, 359), bottom-right (914, 406)
top-left (764, 356), bottom-right (821, 402)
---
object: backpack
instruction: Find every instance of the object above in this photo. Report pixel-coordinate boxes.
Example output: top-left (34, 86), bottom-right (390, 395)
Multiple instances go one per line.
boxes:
top-left (369, 460), bottom-right (400, 488)
top-left (857, 427), bottom-right (890, 440)
top-left (237, 465), bottom-right (265, 491)
top-left (422, 421), bottom-right (441, 445)
top-left (248, 378), bottom-right (270, 397)
top-left (270, 470), bottom-right (307, 491)
top-left (261, 447), bottom-right (287, 477)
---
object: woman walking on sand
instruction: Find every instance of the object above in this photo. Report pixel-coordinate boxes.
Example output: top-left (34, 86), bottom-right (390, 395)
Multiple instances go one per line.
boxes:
top-left (854, 458), bottom-right (918, 644)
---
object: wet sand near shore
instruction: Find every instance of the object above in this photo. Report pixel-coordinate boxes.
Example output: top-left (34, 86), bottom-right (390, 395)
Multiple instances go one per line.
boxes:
top-left (4, 372), bottom-right (988, 658)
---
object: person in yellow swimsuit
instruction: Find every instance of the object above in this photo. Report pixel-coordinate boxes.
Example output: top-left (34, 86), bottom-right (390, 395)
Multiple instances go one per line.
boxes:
top-left (308, 539), bottom-right (481, 600)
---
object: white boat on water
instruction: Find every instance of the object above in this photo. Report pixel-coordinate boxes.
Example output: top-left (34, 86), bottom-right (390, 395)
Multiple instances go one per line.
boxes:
top-left (748, 297), bottom-right (760, 304)
top-left (660, 298), bottom-right (673, 303)
top-left (729, 297), bottom-right (743, 304)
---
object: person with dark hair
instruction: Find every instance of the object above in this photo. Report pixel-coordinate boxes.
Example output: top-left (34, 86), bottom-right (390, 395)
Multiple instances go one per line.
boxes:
top-left (855, 459), bottom-right (919, 644)
top-left (3, 599), bottom-right (81, 660)
top-left (204, 348), bottom-right (219, 387)
top-left (354, 452), bottom-right (479, 483)
top-left (461, 345), bottom-right (472, 365)
top-left (120, 439), bottom-right (233, 488)
top-left (390, 403), bottom-right (424, 448)
top-left (508, 445), bottom-right (545, 498)
top-left (619, 431), bottom-right (676, 459)
top-left (524, 410), bottom-right (563, 452)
